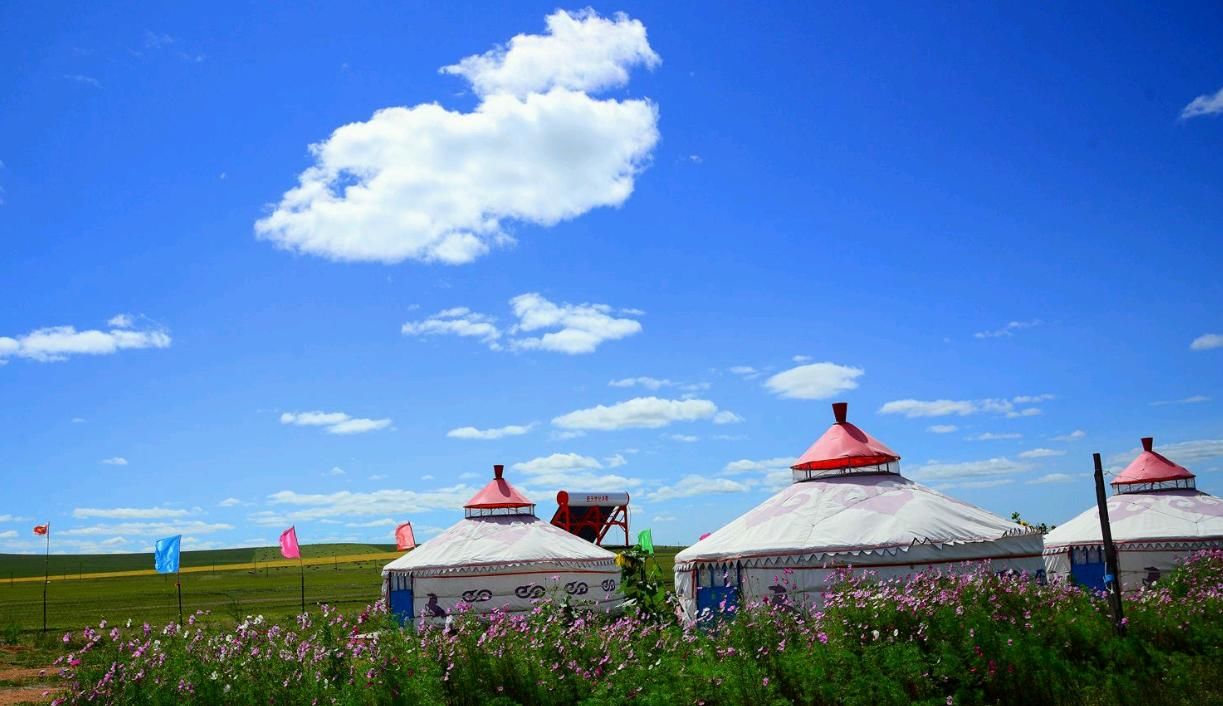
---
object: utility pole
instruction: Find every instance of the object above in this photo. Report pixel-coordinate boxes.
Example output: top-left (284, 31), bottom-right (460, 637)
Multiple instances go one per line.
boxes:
top-left (1092, 452), bottom-right (1126, 636)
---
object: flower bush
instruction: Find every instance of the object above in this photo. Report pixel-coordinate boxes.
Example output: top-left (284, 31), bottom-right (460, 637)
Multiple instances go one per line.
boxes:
top-left (53, 550), bottom-right (1223, 705)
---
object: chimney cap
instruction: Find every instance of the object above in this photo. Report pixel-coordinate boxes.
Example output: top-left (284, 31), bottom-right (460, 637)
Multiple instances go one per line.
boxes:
top-left (493, 464), bottom-right (504, 480)
top-left (832, 402), bottom-right (848, 424)
top-left (1141, 437), bottom-right (1154, 452)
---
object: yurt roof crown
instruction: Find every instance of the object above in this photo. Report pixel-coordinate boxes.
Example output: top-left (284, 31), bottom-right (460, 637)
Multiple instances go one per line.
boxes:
top-left (789, 402), bottom-right (902, 482)
top-left (1111, 437), bottom-right (1196, 494)
top-left (464, 464), bottom-right (536, 518)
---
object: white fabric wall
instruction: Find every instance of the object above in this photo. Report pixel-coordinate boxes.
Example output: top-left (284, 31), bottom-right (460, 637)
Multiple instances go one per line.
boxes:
top-left (389, 566), bottom-right (622, 623)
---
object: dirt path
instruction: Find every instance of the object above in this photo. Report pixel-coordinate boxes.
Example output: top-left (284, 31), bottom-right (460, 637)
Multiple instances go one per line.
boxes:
top-left (0, 649), bottom-right (60, 705)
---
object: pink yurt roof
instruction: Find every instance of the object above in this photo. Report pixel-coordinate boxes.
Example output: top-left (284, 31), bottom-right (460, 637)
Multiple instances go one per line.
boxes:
top-left (465, 465), bottom-right (534, 510)
top-left (791, 402), bottom-right (900, 472)
top-left (1112, 437), bottom-right (1195, 489)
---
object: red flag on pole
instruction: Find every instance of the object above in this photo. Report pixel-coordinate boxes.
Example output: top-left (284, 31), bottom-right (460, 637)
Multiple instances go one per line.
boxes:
top-left (33, 524), bottom-right (49, 536)
top-left (394, 522), bottom-right (416, 551)
top-left (279, 526), bottom-right (301, 559)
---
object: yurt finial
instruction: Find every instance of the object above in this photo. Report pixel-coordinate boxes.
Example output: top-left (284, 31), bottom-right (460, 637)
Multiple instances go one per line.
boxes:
top-left (1110, 435), bottom-right (1195, 494)
top-left (790, 401), bottom-right (900, 481)
top-left (494, 464), bottom-right (504, 480)
top-left (832, 401), bottom-right (848, 424)
top-left (1141, 437), bottom-right (1154, 452)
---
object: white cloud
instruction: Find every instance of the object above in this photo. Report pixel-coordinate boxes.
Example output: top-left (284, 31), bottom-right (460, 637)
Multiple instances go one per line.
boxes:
top-left (71, 417), bottom-right (86, 423)
top-left (722, 457), bottom-right (793, 475)
top-left (60, 521), bottom-right (232, 537)
top-left (402, 307), bottom-right (502, 349)
top-left (970, 432), bottom-right (1023, 441)
top-left (880, 395), bottom-right (1049, 419)
top-left (0, 530), bottom-right (16, 539)
top-left (403, 294), bottom-right (642, 354)
top-left (218, 498), bottom-right (242, 507)
top-left (910, 457), bottom-right (1030, 481)
top-left (0, 514), bottom-right (26, 522)
top-left (973, 319), bottom-right (1041, 339)
top-left (1053, 430), bottom-right (1086, 442)
top-left (420, 474), bottom-right (434, 481)
top-left (1190, 333), bottom-right (1223, 351)
top-left (72, 507), bottom-right (190, 519)
top-left (666, 434), bottom-right (699, 442)
top-left (344, 518), bottom-right (397, 528)
top-left (728, 366), bottom-right (760, 379)
top-left (100, 456), bottom-right (128, 466)
top-left (370, 474), bottom-right (388, 481)
top-left (1107, 439), bottom-right (1223, 469)
top-left (652, 514), bottom-right (677, 523)
top-left (646, 475), bottom-right (750, 502)
top-left (107, 314), bottom-right (134, 328)
top-left (512, 452), bottom-right (603, 473)
top-left (1026, 473), bottom-right (1075, 485)
top-left (507, 293), bottom-right (642, 354)
top-left (254, 9), bottom-right (659, 265)
top-left (792, 355), bottom-right (812, 363)
top-left (610, 376), bottom-right (672, 390)
top-left (1018, 448), bottom-right (1065, 459)
top-left (1181, 88), bottom-right (1223, 119)
top-left (266, 486), bottom-right (476, 520)
top-left (442, 9), bottom-right (658, 98)
top-left (508, 452), bottom-right (641, 492)
top-left (552, 396), bottom-right (738, 431)
top-left (927, 425), bottom-right (958, 434)
top-left (63, 73), bottom-right (102, 88)
top-left (325, 466), bottom-right (346, 476)
top-left (764, 362), bottom-right (863, 400)
top-left (712, 410), bottom-right (744, 424)
top-left (603, 453), bottom-right (627, 468)
top-left (934, 479), bottom-right (1015, 490)
top-left (1151, 395), bottom-right (1210, 406)
top-left (447, 422), bottom-right (535, 440)
top-left (279, 410), bottom-right (392, 435)
top-left (0, 317), bottom-right (170, 363)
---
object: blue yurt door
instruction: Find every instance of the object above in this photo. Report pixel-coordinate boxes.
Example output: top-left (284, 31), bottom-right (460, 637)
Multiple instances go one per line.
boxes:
top-left (387, 574), bottom-right (414, 625)
top-left (1069, 546), bottom-right (1107, 592)
top-left (694, 563), bottom-right (740, 622)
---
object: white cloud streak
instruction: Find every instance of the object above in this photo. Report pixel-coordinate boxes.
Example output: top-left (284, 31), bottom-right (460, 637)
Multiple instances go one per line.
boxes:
top-left (880, 395), bottom-right (1051, 419)
top-left (447, 422), bottom-right (536, 440)
top-left (279, 410), bottom-right (392, 435)
top-left (1190, 334), bottom-right (1223, 351)
top-left (552, 397), bottom-right (739, 431)
top-left (0, 317), bottom-right (170, 363)
top-left (973, 320), bottom-right (1041, 339)
top-left (764, 362), bottom-right (863, 400)
top-left (1181, 88), bottom-right (1223, 120)
top-left (72, 507), bottom-right (190, 519)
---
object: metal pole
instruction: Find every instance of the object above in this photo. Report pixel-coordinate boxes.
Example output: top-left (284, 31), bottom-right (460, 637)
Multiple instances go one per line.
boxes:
top-left (1092, 452), bottom-right (1126, 636)
top-left (299, 558), bottom-right (306, 614)
top-left (176, 573), bottom-right (184, 625)
top-left (42, 527), bottom-right (50, 633)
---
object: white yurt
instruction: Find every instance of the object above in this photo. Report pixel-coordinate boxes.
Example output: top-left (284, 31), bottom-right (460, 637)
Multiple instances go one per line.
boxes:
top-left (673, 402), bottom-right (1044, 620)
top-left (382, 465), bottom-right (623, 624)
top-left (1043, 437), bottom-right (1223, 591)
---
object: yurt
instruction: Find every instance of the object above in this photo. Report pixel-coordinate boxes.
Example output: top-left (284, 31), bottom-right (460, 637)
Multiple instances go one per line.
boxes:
top-left (673, 402), bottom-right (1044, 620)
top-left (1044, 437), bottom-right (1223, 591)
top-left (382, 465), bottom-right (623, 624)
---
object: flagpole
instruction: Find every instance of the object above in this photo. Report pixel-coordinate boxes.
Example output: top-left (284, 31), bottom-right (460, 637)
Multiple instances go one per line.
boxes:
top-left (299, 556), bottom-right (305, 614)
top-left (41, 524), bottom-right (50, 634)
top-left (176, 570), bottom-right (184, 625)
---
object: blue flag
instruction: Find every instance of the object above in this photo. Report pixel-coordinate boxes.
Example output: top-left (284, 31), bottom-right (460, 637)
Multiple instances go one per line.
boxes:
top-left (154, 535), bottom-right (182, 574)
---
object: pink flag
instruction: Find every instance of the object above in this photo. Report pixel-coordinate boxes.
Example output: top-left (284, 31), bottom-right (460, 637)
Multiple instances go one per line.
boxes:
top-left (395, 522), bottom-right (416, 551)
top-left (279, 526), bottom-right (301, 559)
top-left (698, 532), bottom-right (711, 541)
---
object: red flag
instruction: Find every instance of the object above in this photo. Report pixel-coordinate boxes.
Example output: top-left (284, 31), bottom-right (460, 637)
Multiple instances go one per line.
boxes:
top-left (395, 522), bottom-right (416, 551)
top-left (33, 524), bottom-right (49, 536)
top-left (279, 526), bottom-right (301, 559)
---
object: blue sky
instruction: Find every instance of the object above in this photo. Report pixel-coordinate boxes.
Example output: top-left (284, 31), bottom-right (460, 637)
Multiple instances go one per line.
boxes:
top-left (1, 2), bottom-right (1221, 553)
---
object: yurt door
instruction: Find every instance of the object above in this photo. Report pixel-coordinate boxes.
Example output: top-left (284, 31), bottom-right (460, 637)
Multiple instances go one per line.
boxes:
top-left (387, 574), bottom-right (415, 626)
top-left (695, 563), bottom-right (740, 622)
top-left (1069, 546), bottom-right (1107, 592)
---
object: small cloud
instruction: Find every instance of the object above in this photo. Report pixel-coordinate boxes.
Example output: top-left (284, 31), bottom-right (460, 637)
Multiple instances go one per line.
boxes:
top-left (653, 513), bottom-right (677, 522)
top-left (1017, 448), bottom-right (1065, 459)
top-left (420, 474), bottom-right (434, 481)
top-left (107, 314), bottom-right (134, 328)
top-left (71, 417), bottom-right (87, 423)
top-left (552, 397), bottom-right (738, 431)
top-left (447, 422), bottom-right (535, 440)
top-left (970, 432), bottom-right (1022, 441)
top-left (279, 410), bottom-right (392, 435)
top-left (369, 474), bottom-right (388, 481)
top-left (1026, 473), bottom-right (1075, 485)
top-left (218, 498), bottom-right (242, 507)
top-left (1190, 333), bottom-right (1223, 351)
top-left (324, 466), bottom-right (346, 477)
top-left (63, 74), bottom-right (102, 88)
top-left (73, 506), bottom-right (191, 520)
top-left (791, 355), bottom-right (812, 363)
top-left (100, 456), bottom-right (128, 466)
top-left (666, 434), bottom-right (699, 442)
top-left (646, 475), bottom-right (750, 501)
top-left (1180, 87), bottom-right (1223, 120)
top-left (764, 362), bottom-right (864, 400)
top-left (1151, 395), bottom-right (1210, 406)
top-left (1053, 430), bottom-right (1086, 442)
top-left (728, 365), bottom-right (760, 379)
top-left (712, 410), bottom-right (744, 424)
top-left (927, 425), bottom-right (958, 434)
top-left (973, 319), bottom-right (1041, 339)
top-left (603, 453), bottom-right (627, 468)
top-left (144, 31), bottom-right (174, 49)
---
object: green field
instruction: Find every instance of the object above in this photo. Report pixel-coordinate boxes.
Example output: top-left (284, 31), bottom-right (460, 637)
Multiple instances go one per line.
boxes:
top-left (0, 544), bottom-right (681, 636)
top-left (0, 543), bottom-right (398, 580)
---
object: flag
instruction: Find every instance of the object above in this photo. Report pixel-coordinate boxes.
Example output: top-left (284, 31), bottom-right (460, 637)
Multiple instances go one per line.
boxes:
top-left (395, 522), bottom-right (416, 551)
top-left (698, 532), bottom-right (711, 542)
top-left (279, 526), bottom-right (301, 560)
top-left (637, 528), bottom-right (654, 555)
top-left (33, 524), bottom-right (49, 536)
top-left (154, 535), bottom-right (182, 574)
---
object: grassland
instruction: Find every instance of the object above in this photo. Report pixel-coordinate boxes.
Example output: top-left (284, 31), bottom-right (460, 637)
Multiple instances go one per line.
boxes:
top-left (0, 544), bottom-right (681, 636)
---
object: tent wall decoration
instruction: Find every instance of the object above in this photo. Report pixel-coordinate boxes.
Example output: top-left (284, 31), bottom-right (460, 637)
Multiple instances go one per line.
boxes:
top-left (382, 465), bottom-right (623, 625)
top-left (1044, 437), bottom-right (1223, 592)
top-left (672, 402), bottom-right (1045, 621)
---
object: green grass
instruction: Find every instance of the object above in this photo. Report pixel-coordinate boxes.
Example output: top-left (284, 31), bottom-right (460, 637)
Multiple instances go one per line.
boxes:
top-left (0, 543), bottom-right (397, 580)
top-left (0, 544), bottom-right (682, 637)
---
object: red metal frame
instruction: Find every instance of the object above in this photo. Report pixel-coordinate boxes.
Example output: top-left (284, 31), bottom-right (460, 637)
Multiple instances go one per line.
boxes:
top-left (551, 495), bottom-right (630, 546)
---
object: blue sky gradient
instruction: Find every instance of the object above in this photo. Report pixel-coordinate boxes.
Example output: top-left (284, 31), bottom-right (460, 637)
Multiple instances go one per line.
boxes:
top-left (1, 2), bottom-right (1221, 552)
